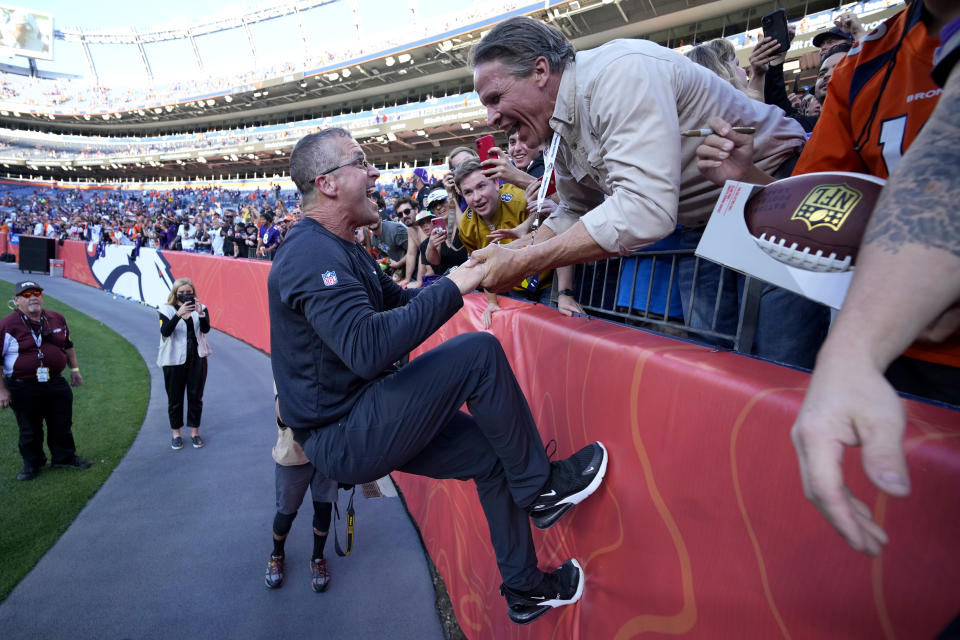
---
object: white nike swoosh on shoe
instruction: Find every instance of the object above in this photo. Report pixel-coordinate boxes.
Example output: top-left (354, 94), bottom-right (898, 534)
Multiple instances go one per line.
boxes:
top-left (540, 489), bottom-right (557, 497)
top-left (583, 466), bottom-right (595, 474)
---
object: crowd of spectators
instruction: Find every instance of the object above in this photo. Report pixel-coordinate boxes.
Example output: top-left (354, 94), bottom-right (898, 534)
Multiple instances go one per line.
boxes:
top-left (0, 133), bottom-right (568, 307)
top-left (0, 2), bottom-right (900, 122)
top-left (0, 92), bottom-right (479, 166)
top-left (0, 167), bottom-right (458, 266)
top-left (0, 2), bottom-right (943, 339)
top-left (0, 5), bottom-right (935, 339)
top-left (0, 183), bottom-right (300, 259)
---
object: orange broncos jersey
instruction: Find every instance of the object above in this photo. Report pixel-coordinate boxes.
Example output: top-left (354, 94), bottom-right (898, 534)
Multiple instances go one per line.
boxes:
top-left (793, 0), bottom-right (940, 179)
top-left (795, 2), bottom-right (959, 368)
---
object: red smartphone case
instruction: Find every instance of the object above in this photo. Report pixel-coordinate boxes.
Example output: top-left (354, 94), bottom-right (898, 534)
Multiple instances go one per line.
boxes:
top-left (475, 135), bottom-right (495, 162)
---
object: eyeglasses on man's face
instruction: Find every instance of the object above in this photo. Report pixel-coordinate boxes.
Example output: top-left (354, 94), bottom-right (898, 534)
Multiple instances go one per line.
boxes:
top-left (317, 155), bottom-right (372, 178)
top-left (18, 291), bottom-right (42, 298)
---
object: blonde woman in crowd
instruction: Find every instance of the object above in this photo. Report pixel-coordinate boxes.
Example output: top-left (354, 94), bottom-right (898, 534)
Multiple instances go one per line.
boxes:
top-left (686, 40), bottom-right (761, 101)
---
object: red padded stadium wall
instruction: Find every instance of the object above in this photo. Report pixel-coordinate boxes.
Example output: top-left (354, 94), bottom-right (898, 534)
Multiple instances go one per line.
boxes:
top-left (396, 295), bottom-right (960, 640)
top-left (45, 238), bottom-right (960, 638)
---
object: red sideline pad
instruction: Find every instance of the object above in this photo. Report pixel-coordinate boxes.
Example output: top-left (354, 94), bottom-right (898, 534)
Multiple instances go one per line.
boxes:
top-left (397, 295), bottom-right (960, 639)
top-left (21, 237), bottom-right (960, 638)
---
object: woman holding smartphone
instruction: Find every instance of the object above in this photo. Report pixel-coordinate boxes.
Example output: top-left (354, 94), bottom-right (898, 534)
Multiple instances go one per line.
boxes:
top-left (422, 189), bottom-right (467, 275)
top-left (157, 278), bottom-right (211, 450)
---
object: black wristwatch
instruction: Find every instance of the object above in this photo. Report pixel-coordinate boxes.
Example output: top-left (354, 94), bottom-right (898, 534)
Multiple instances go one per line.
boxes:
top-left (558, 289), bottom-right (575, 297)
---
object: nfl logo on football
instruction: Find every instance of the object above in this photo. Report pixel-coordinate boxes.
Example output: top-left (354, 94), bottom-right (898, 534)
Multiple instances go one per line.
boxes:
top-left (322, 270), bottom-right (338, 286)
top-left (790, 184), bottom-right (863, 232)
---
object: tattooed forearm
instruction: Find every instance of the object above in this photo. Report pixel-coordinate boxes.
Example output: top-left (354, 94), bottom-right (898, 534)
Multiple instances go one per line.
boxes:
top-left (863, 69), bottom-right (960, 257)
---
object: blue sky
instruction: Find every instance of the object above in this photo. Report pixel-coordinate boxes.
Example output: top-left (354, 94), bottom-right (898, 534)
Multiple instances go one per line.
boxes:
top-left (33, 0), bottom-right (265, 31)
top-left (21, 0), bottom-right (462, 81)
top-left (33, 0), bottom-right (453, 31)
top-left (20, 0), bottom-right (457, 81)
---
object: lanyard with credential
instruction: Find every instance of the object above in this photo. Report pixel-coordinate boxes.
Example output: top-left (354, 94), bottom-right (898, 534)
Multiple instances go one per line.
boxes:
top-left (532, 132), bottom-right (561, 235)
top-left (19, 312), bottom-right (45, 360)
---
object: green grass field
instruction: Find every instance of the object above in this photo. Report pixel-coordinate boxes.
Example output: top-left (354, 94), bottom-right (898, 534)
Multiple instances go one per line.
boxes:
top-left (0, 283), bottom-right (149, 601)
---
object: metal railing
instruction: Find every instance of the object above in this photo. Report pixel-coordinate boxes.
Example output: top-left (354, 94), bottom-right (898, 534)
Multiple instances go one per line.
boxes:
top-left (565, 250), bottom-right (762, 355)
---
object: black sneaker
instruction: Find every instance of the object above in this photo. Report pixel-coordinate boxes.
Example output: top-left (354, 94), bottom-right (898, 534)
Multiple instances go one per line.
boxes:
top-left (500, 558), bottom-right (584, 625)
top-left (51, 456), bottom-right (92, 470)
top-left (527, 442), bottom-right (608, 530)
top-left (191, 435), bottom-right (205, 449)
top-left (16, 464), bottom-right (38, 481)
top-left (171, 436), bottom-right (183, 450)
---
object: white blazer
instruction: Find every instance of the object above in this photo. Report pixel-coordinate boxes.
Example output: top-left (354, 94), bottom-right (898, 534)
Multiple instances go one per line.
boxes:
top-left (156, 302), bottom-right (206, 367)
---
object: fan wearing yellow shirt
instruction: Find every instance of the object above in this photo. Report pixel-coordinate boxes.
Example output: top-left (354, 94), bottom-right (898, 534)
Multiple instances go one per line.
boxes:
top-left (454, 158), bottom-right (552, 328)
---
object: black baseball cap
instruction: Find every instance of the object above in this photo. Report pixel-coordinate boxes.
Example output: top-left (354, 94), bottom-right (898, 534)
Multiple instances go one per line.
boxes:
top-left (14, 281), bottom-right (43, 296)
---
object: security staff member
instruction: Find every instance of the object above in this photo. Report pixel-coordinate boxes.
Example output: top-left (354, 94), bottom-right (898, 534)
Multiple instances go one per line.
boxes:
top-left (0, 281), bottom-right (91, 481)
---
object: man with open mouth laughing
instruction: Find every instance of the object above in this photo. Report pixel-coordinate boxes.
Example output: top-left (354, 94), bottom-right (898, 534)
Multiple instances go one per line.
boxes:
top-left (269, 128), bottom-right (610, 626)
top-left (469, 17), bottom-right (820, 368)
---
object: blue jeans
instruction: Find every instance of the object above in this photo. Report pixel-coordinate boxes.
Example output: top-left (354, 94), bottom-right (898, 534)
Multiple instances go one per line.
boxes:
top-left (674, 228), bottom-right (829, 370)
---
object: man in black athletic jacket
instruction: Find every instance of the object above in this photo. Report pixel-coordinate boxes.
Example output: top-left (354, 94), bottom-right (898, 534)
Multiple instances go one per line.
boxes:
top-left (268, 128), bottom-right (609, 626)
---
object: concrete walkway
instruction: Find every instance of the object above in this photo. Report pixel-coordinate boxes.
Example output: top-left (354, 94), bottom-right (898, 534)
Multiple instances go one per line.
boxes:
top-left (0, 265), bottom-right (445, 640)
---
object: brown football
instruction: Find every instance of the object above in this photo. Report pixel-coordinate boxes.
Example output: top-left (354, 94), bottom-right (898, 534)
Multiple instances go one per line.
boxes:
top-left (744, 172), bottom-right (885, 272)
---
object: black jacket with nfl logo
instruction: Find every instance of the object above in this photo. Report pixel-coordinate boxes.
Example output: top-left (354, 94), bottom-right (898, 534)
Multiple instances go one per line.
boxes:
top-left (267, 217), bottom-right (463, 429)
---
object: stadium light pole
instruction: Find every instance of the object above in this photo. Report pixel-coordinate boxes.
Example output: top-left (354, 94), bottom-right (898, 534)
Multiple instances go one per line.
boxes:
top-left (134, 28), bottom-right (153, 81)
top-left (77, 30), bottom-right (99, 84)
top-left (188, 30), bottom-right (203, 72)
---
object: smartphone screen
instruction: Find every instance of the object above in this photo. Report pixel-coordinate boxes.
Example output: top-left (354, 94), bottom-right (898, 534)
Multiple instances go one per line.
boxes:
top-left (761, 9), bottom-right (790, 54)
top-left (475, 135), bottom-right (495, 162)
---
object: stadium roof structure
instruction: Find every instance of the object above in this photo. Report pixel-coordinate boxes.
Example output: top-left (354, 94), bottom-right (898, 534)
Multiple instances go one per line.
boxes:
top-left (0, 0), bottom-right (882, 182)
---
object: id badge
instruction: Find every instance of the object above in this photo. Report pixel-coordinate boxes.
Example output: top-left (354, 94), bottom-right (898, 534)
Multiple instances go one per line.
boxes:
top-left (36, 367), bottom-right (49, 382)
